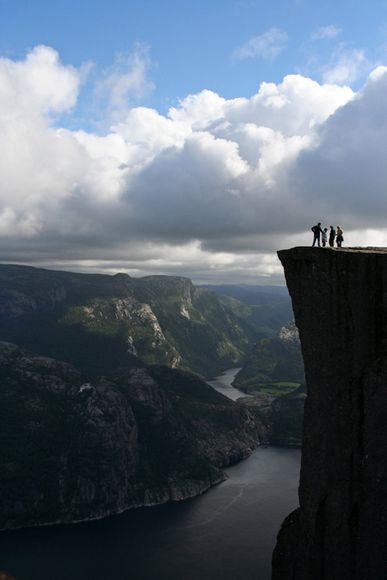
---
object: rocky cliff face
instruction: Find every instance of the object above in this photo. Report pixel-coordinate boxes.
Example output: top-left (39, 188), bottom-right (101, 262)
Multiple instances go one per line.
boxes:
top-left (273, 248), bottom-right (387, 580)
top-left (0, 342), bottom-right (139, 529)
top-left (0, 342), bottom-right (259, 530)
top-left (0, 265), bottom-right (264, 377)
top-left (239, 386), bottom-right (305, 446)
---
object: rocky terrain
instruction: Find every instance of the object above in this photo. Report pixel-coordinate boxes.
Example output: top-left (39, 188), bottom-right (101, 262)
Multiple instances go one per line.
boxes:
top-left (272, 247), bottom-right (387, 580)
top-left (229, 320), bottom-right (306, 446)
top-left (0, 341), bottom-right (259, 530)
top-left (234, 321), bottom-right (305, 396)
top-left (0, 265), bottom-right (290, 378)
top-left (239, 384), bottom-right (305, 446)
top-left (0, 264), bottom-right (301, 531)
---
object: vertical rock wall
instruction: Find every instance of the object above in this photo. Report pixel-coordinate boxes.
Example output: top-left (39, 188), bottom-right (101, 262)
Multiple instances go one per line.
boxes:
top-left (273, 247), bottom-right (387, 580)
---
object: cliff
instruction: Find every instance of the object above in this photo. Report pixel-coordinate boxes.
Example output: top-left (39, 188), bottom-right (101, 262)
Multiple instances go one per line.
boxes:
top-left (0, 342), bottom-right (259, 530)
top-left (234, 320), bottom-right (305, 394)
top-left (238, 386), bottom-right (305, 446)
top-left (234, 320), bottom-right (305, 446)
top-left (0, 264), bottom-right (278, 377)
top-left (272, 247), bottom-right (387, 580)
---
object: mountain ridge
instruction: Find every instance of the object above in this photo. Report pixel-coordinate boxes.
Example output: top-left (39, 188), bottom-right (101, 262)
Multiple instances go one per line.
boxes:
top-left (0, 264), bottom-right (292, 377)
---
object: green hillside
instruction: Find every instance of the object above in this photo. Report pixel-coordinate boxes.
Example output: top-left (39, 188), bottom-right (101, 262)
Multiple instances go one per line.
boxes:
top-left (234, 321), bottom-right (305, 396)
top-left (0, 265), bottom-right (290, 378)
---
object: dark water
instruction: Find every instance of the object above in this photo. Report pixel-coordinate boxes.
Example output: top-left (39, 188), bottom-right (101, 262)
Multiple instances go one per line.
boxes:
top-left (0, 371), bottom-right (301, 580)
top-left (0, 448), bottom-right (300, 580)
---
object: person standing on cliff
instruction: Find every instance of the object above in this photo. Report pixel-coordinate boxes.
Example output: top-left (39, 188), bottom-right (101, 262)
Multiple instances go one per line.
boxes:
top-left (336, 226), bottom-right (344, 247)
top-left (311, 222), bottom-right (323, 247)
top-left (321, 228), bottom-right (328, 247)
top-left (329, 225), bottom-right (335, 247)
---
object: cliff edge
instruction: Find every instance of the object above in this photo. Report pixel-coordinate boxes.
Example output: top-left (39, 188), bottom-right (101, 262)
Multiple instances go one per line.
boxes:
top-left (272, 247), bottom-right (387, 580)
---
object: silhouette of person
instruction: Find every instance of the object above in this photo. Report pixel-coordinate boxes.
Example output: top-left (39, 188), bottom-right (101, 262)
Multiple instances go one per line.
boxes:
top-left (322, 228), bottom-right (328, 247)
top-left (329, 225), bottom-right (335, 248)
top-left (336, 226), bottom-right (344, 247)
top-left (311, 222), bottom-right (323, 247)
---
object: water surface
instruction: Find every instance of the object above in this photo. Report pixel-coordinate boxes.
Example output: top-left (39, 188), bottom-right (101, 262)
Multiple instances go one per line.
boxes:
top-left (208, 367), bottom-right (250, 401)
top-left (0, 447), bottom-right (300, 580)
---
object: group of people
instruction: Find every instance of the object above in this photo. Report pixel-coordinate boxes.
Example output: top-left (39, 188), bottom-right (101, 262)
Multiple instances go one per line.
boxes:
top-left (311, 223), bottom-right (344, 248)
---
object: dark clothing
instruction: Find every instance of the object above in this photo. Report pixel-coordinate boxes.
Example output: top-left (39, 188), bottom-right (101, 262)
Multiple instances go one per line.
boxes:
top-left (329, 228), bottom-right (335, 247)
top-left (312, 224), bottom-right (323, 247)
top-left (336, 227), bottom-right (344, 248)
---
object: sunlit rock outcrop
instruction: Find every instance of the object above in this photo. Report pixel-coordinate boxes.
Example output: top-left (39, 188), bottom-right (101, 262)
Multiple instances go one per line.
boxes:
top-left (0, 265), bottom-right (264, 377)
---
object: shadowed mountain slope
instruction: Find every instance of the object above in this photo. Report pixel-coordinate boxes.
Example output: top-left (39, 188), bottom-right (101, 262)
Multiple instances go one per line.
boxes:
top-left (0, 341), bottom-right (259, 530)
top-left (0, 265), bottom-right (283, 377)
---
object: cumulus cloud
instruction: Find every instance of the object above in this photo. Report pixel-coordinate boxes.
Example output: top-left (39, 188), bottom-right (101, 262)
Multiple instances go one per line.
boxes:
top-left (0, 45), bottom-right (80, 118)
top-left (233, 27), bottom-right (288, 60)
top-left (291, 65), bottom-right (387, 226)
top-left (1, 46), bottom-right (387, 282)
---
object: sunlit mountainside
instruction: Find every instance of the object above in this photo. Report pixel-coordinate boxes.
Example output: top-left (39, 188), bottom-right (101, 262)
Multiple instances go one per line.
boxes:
top-left (0, 265), bottom-right (293, 378)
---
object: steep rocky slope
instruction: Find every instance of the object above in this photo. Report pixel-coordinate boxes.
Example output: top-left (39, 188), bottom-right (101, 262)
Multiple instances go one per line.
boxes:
top-left (0, 342), bottom-right (258, 530)
top-left (0, 265), bottom-right (275, 377)
top-left (240, 385), bottom-right (305, 446)
top-left (234, 321), bottom-right (305, 395)
top-left (234, 320), bottom-right (306, 445)
top-left (272, 247), bottom-right (387, 580)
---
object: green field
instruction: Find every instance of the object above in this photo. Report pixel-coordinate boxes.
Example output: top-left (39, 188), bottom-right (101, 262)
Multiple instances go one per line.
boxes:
top-left (239, 381), bottom-right (301, 397)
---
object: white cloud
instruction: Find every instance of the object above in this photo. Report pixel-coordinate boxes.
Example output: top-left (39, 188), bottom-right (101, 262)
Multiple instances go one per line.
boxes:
top-left (290, 66), bottom-right (387, 228)
top-left (169, 90), bottom-right (226, 130)
top-left (223, 75), bottom-right (353, 136)
top-left (312, 25), bottom-right (342, 40)
top-left (0, 45), bottom-right (80, 118)
top-left (94, 43), bottom-right (154, 116)
top-left (2, 46), bottom-right (387, 282)
top-left (233, 27), bottom-right (288, 60)
top-left (322, 46), bottom-right (369, 84)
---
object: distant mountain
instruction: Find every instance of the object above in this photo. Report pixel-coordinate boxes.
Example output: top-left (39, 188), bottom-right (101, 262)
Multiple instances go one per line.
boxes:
top-left (0, 265), bottom-right (292, 377)
top-left (198, 284), bottom-right (289, 305)
top-left (234, 321), bottom-right (305, 446)
top-left (199, 283), bottom-right (293, 342)
top-left (234, 321), bottom-right (305, 396)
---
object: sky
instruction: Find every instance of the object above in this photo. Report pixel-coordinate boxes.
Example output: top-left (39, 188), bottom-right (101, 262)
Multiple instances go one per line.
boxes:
top-left (1, 0), bottom-right (387, 284)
